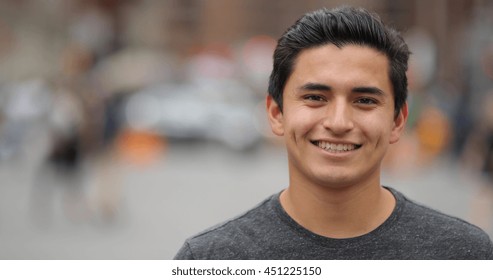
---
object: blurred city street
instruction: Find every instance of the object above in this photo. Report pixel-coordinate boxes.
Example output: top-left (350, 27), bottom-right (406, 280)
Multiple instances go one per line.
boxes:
top-left (1, 0), bottom-right (493, 260)
top-left (1, 140), bottom-right (492, 259)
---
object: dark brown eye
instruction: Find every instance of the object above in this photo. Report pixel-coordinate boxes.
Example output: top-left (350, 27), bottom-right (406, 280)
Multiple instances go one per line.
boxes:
top-left (304, 95), bottom-right (325, 102)
top-left (356, 97), bottom-right (377, 105)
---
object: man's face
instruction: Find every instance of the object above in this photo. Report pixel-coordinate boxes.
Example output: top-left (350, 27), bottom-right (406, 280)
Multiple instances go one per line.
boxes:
top-left (267, 44), bottom-right (407, 189)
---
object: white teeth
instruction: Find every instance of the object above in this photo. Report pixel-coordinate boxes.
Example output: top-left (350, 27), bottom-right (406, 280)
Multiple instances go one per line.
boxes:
top-left (316, 141), bottom-right (358, 152)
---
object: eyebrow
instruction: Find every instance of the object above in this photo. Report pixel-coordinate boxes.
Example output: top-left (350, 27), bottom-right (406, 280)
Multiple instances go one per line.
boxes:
top-left (299, 83), bottom-right (384, 95)
top-left (352, 86), bottom-right (384, 95)
top-left (299, 83), bottom-right (332, 92)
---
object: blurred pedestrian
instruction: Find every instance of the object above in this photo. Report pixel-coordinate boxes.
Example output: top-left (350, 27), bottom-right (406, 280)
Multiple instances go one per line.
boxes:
top-left (462, 91), bottom-right (493, 233)
top-left (30, 86), bottom-right (88, 226)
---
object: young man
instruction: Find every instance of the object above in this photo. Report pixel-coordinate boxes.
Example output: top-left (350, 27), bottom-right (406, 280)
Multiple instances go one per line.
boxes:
top-left (174, 6), bottom-right (493, 259)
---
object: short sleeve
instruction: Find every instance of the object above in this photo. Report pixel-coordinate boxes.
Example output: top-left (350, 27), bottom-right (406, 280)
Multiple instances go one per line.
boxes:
top-left (173, 241), bottom-right (195, 260)
top-left (486, 237), bottom-right (493, 260)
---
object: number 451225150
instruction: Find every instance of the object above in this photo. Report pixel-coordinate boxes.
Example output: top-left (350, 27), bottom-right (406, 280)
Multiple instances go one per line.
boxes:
top-left (263, 266), bottom-right (322, 276)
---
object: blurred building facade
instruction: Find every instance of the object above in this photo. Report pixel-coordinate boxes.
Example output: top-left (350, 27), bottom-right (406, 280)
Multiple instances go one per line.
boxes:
top-left (0, 0), bottom-right (488, 91)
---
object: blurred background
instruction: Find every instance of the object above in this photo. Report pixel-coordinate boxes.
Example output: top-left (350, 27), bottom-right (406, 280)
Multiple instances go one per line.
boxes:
top-left (0, 0), bottom-right (492, 259)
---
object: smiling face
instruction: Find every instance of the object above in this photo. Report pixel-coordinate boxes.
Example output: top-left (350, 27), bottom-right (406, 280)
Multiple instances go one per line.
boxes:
top-left (267, 44), bottom-right (408, 190)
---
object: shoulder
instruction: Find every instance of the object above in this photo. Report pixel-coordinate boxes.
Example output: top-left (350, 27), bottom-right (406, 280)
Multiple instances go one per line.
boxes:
top-left (174, 194), bottom-right (279, 260)
top-left (394, 190), bottom-right (493, 259)
top-left (399, 193), bottom-right (486, 237)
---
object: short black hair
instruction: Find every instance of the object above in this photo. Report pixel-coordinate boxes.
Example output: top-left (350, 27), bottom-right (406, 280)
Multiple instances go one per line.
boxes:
top-left (268, 6), bottom-right (410, 117)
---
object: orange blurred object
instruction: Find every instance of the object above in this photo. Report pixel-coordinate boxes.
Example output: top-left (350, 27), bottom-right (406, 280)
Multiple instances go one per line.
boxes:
top-left (115, 129), bottom-right (166, 166)
top-left (415, 106), bottom-right (452, 162)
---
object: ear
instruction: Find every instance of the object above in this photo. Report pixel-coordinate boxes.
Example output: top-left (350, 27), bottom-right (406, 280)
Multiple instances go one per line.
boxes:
top-left (389, 102), bottom-right (408, 144)
top-left (266, 95), bottom-right (284, 136)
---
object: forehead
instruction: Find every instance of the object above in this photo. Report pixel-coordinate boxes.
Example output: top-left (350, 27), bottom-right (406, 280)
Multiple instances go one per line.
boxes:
top-left (288, 44), bottom-right (391, 92)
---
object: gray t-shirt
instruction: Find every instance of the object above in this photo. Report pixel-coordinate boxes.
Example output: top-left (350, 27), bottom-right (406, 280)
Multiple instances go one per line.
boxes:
top-left (174, 187), bottom-right (493, 259)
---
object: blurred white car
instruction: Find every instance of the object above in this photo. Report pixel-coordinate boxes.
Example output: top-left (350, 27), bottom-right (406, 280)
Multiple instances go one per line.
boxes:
top-left (124, 80), bottom-right (262, 150)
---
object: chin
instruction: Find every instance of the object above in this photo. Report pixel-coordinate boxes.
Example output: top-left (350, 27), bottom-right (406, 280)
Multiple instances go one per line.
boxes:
top-left (312, 173), bottom-right (359, 189)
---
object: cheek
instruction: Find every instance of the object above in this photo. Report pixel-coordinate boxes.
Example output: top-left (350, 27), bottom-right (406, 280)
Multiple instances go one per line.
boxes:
top-left (285, 107), bottom-right (320, 135)
top-left (356, 113), bottom-right (394, 140)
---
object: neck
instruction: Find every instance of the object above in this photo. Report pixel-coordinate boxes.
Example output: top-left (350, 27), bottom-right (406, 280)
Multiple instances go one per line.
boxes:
top-left (280, 176), bottom-right (395, 239)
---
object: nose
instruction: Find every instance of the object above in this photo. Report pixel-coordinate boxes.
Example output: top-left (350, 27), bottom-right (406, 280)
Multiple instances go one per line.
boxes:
top-left (322, 99), bottom-right (354, 134)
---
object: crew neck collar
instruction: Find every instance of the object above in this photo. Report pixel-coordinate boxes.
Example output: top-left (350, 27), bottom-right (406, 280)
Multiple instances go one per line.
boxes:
top-left (270, 186), bottom-right (405, 248)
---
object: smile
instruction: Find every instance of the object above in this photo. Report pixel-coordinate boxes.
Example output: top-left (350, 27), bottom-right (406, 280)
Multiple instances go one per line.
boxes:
top-left (311, 140), bottom-right (362, 153)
